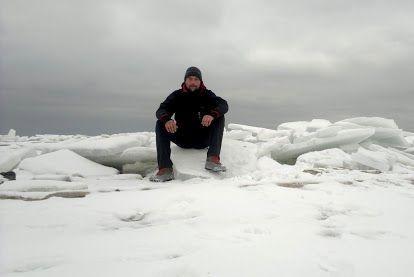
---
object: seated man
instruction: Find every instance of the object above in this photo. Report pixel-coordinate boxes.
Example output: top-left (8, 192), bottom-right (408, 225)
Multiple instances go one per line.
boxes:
top-left (150, 66), bottom-right (229, 182)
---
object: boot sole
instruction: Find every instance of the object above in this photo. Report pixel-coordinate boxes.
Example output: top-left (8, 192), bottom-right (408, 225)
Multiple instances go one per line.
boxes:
top-left (149, 176), bottom-right (174, 182)
top-left (205, 166), bottom-right (226, 173)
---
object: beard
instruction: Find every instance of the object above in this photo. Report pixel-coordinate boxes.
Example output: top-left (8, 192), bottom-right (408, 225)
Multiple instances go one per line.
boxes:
top-left (189, 86), bottom-right (198, 91)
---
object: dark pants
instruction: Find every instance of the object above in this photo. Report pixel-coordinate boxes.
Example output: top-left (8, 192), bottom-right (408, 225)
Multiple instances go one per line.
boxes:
top-left (155, 116), bottom-right (225, 168)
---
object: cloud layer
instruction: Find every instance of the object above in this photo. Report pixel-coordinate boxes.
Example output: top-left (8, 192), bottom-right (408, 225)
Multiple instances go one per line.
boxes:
top-left (1, 0), bottom-right (413, 135)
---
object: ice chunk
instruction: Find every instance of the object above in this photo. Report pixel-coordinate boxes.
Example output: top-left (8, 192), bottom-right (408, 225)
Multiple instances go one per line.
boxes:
top-left (164, 139), bottom-right (258, 180)
top-left (406, 147), bottom-right (414, 154)
top-left (365, 127), bottom-right (409, 147)
top-left (271, 128), bottom-right (375, 164)
top-left (120, 146), bottom-right (156, 163)
top-left (351, 146), bottom-right (396, 172)
top-left (335, 117), bottom-right (399, 129)
top-left (18, 149), bottom-right (119, 177)
top-left (296, 148), bottom-right (353, 169)
top-left (306, 119), bottom-right (332, 132)
top-left (277, 121), bottom-right (309, 133)
top-left (225, 130), bottom-right (256, 142)
top-left (122, 161), bottom-right (157, 176)
top-left (36, 134), bottom-right (151, 168)
top-left (0, 180), bottom-right (87, 192)
top-left (277, 120), bottom-right (333, 142)
top-left (33, 174), bottom-right (71, 181)
top-left (257, 136), bottom-right (291, 157)
top-left (115, 146), bottom-right (157, 175)
top-left (256, 156), bottom-right (283, 171)
top-left (0, 180), bottom-right (88, 200)
top-left (403, 136), bottom-right (414, 146)
top-left (228, 123), bottom-right (290, 141)
top-left (332, 118), bottom-right (408, 147)
top-left (0, 129), bottom-right (18, 142)
top-left (0, 147), bottom-right (37, 172)
top-left (7, 129), bottom-right (16, 137)
top-left (293, 126), bottom-right (342, 143)
top-left (367, 144), bottom-right (414, 167)
top-left (228, 123), bottom-right (271, 135)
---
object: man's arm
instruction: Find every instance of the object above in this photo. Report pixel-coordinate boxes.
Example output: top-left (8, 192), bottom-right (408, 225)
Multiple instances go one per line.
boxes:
top-left (156, 91), bottom-right (177, 123)
top-left (205, 90), bottom-right (229, 119)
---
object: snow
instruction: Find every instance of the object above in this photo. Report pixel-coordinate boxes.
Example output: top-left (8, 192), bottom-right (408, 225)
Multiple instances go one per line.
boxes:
top-left (1, 116), bottom-right (414, 276)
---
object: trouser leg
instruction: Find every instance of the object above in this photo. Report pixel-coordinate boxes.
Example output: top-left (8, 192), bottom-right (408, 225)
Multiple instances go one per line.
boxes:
top-left (206, 115), bottom-right (225, 157)
top-left (155, 120), bottom-right (176, 168)
top-left (155, 119), bottom-right (194, 168)
top-left (155, 116), bottom-right (225, 168)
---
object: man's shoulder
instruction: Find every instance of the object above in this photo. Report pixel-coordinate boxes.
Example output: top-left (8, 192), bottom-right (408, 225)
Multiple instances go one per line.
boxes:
top-left (203, 89), bottom-right (217, 97)
top-left (166, 89), bottom-right (182, 97)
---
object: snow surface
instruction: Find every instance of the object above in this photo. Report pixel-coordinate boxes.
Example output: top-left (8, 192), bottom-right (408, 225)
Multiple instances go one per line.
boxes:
top-left (1, 116), bottom-right (414, 276)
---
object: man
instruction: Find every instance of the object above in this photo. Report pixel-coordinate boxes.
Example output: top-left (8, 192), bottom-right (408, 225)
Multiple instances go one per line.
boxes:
top-left (150, 66), bottom-right (229, 182)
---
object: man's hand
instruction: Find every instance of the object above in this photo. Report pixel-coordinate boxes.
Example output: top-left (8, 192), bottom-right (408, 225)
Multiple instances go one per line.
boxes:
top-left (165, 119), bottom-right (178, 133)
top-left (201, 115), bottom-right (214, 127)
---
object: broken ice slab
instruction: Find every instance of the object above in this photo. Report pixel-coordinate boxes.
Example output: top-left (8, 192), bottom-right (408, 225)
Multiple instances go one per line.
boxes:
top-left (364, 127), bottom-right (409, 148)
top-left (293, 126), bottom-right (343, 143)
top-left (0, 179), bottom-right (87, 192)
top-left (295, 148), bottom-right (353, 169)
top-left (0, 179), bottom-right (89, 201)
top-left (406, 147), bottom-right (414, 154)
top-left (271, 128), bottom-right (375, 164)
top-left (0, 147), bottom-right (37, 172)
top-left (351, 146), bottom-right (396, 172)
top-left (366, 144), bottom-right (414, 168)
top-left (276, 119), bottom-right (332, 138)
top-left (225, 130), bottom-right (256, 142)
top-left (164, 138), bottom-right (258, 180)
top-left (227, 123), bottom-right (290, 141)
top-left (34, 133), bottom-right (152, 168)
top-left (305, 119), bottom-right (332, 132)
top-left (18, 149), bottom-right (119, 177)
top-left (119, 146), bottom-right (156, 163)
top-left (335, 117), bottom-right (399, 129)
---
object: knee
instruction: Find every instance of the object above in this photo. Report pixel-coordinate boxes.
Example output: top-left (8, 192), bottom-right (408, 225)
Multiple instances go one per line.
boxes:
top-left (212, 115), bottom-right (225, 126)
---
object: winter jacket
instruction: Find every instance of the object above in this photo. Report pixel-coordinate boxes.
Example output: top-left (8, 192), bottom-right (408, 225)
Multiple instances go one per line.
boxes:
top-left (156, 81), bottom-right (228, 129)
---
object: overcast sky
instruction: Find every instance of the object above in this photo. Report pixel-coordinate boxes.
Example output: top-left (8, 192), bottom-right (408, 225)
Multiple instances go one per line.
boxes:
top-left (1, 0), bottom-right (413, 135)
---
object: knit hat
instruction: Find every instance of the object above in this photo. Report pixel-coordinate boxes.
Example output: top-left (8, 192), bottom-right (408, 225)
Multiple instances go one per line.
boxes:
top-left (184, 66), bottom-right (202, 81)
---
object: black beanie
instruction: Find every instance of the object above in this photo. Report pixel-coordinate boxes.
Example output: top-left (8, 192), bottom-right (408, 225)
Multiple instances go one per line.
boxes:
top-left (184, 66), bottom-right (202, 81)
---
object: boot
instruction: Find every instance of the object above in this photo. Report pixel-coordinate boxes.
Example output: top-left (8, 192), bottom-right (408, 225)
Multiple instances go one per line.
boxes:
top-left (205, 155), bottom-right (226, 172)
top-left (149, 167), bottom-right (174, 182)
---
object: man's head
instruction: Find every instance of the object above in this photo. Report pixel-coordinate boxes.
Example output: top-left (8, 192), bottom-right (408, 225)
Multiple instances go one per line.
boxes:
top-left (184, 66), bottom-right (202, 92)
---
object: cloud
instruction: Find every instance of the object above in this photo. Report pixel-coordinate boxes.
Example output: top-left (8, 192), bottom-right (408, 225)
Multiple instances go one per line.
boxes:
top-left (1, 0), bottom-right (413, 135)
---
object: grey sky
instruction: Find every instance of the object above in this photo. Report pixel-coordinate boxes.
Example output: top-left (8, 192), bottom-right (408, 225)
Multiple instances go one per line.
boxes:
top-left (1, 0), bottom-right (413, 135)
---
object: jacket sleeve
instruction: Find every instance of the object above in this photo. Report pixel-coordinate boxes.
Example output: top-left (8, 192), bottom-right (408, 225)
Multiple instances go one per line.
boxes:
top-left (156, 91), bottom-right (177, 123)
top-left (205, 90), bottom-right (229, 119)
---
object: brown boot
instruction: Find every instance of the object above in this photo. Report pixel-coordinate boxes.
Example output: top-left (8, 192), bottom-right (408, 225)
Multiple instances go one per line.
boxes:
top-left (205, 155), bottom-right (227, 172)
top-left (149, 167), bottom-right (174, 182)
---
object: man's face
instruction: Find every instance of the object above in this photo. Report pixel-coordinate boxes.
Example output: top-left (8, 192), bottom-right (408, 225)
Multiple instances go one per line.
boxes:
top-left (185, 76), bottom-right (201, 91)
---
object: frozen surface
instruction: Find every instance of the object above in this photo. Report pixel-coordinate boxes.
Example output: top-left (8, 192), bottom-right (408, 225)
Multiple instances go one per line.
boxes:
top-left (1, 117), bottom-right (414, 276)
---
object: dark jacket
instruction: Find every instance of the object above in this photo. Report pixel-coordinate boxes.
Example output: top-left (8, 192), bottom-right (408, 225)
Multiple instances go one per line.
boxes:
top-left (156, 81), bottom-right (228, 129)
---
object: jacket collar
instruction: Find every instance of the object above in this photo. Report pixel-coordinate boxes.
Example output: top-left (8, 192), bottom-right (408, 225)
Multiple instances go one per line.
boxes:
top-left (181, 81), bottom-right (207, 94)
